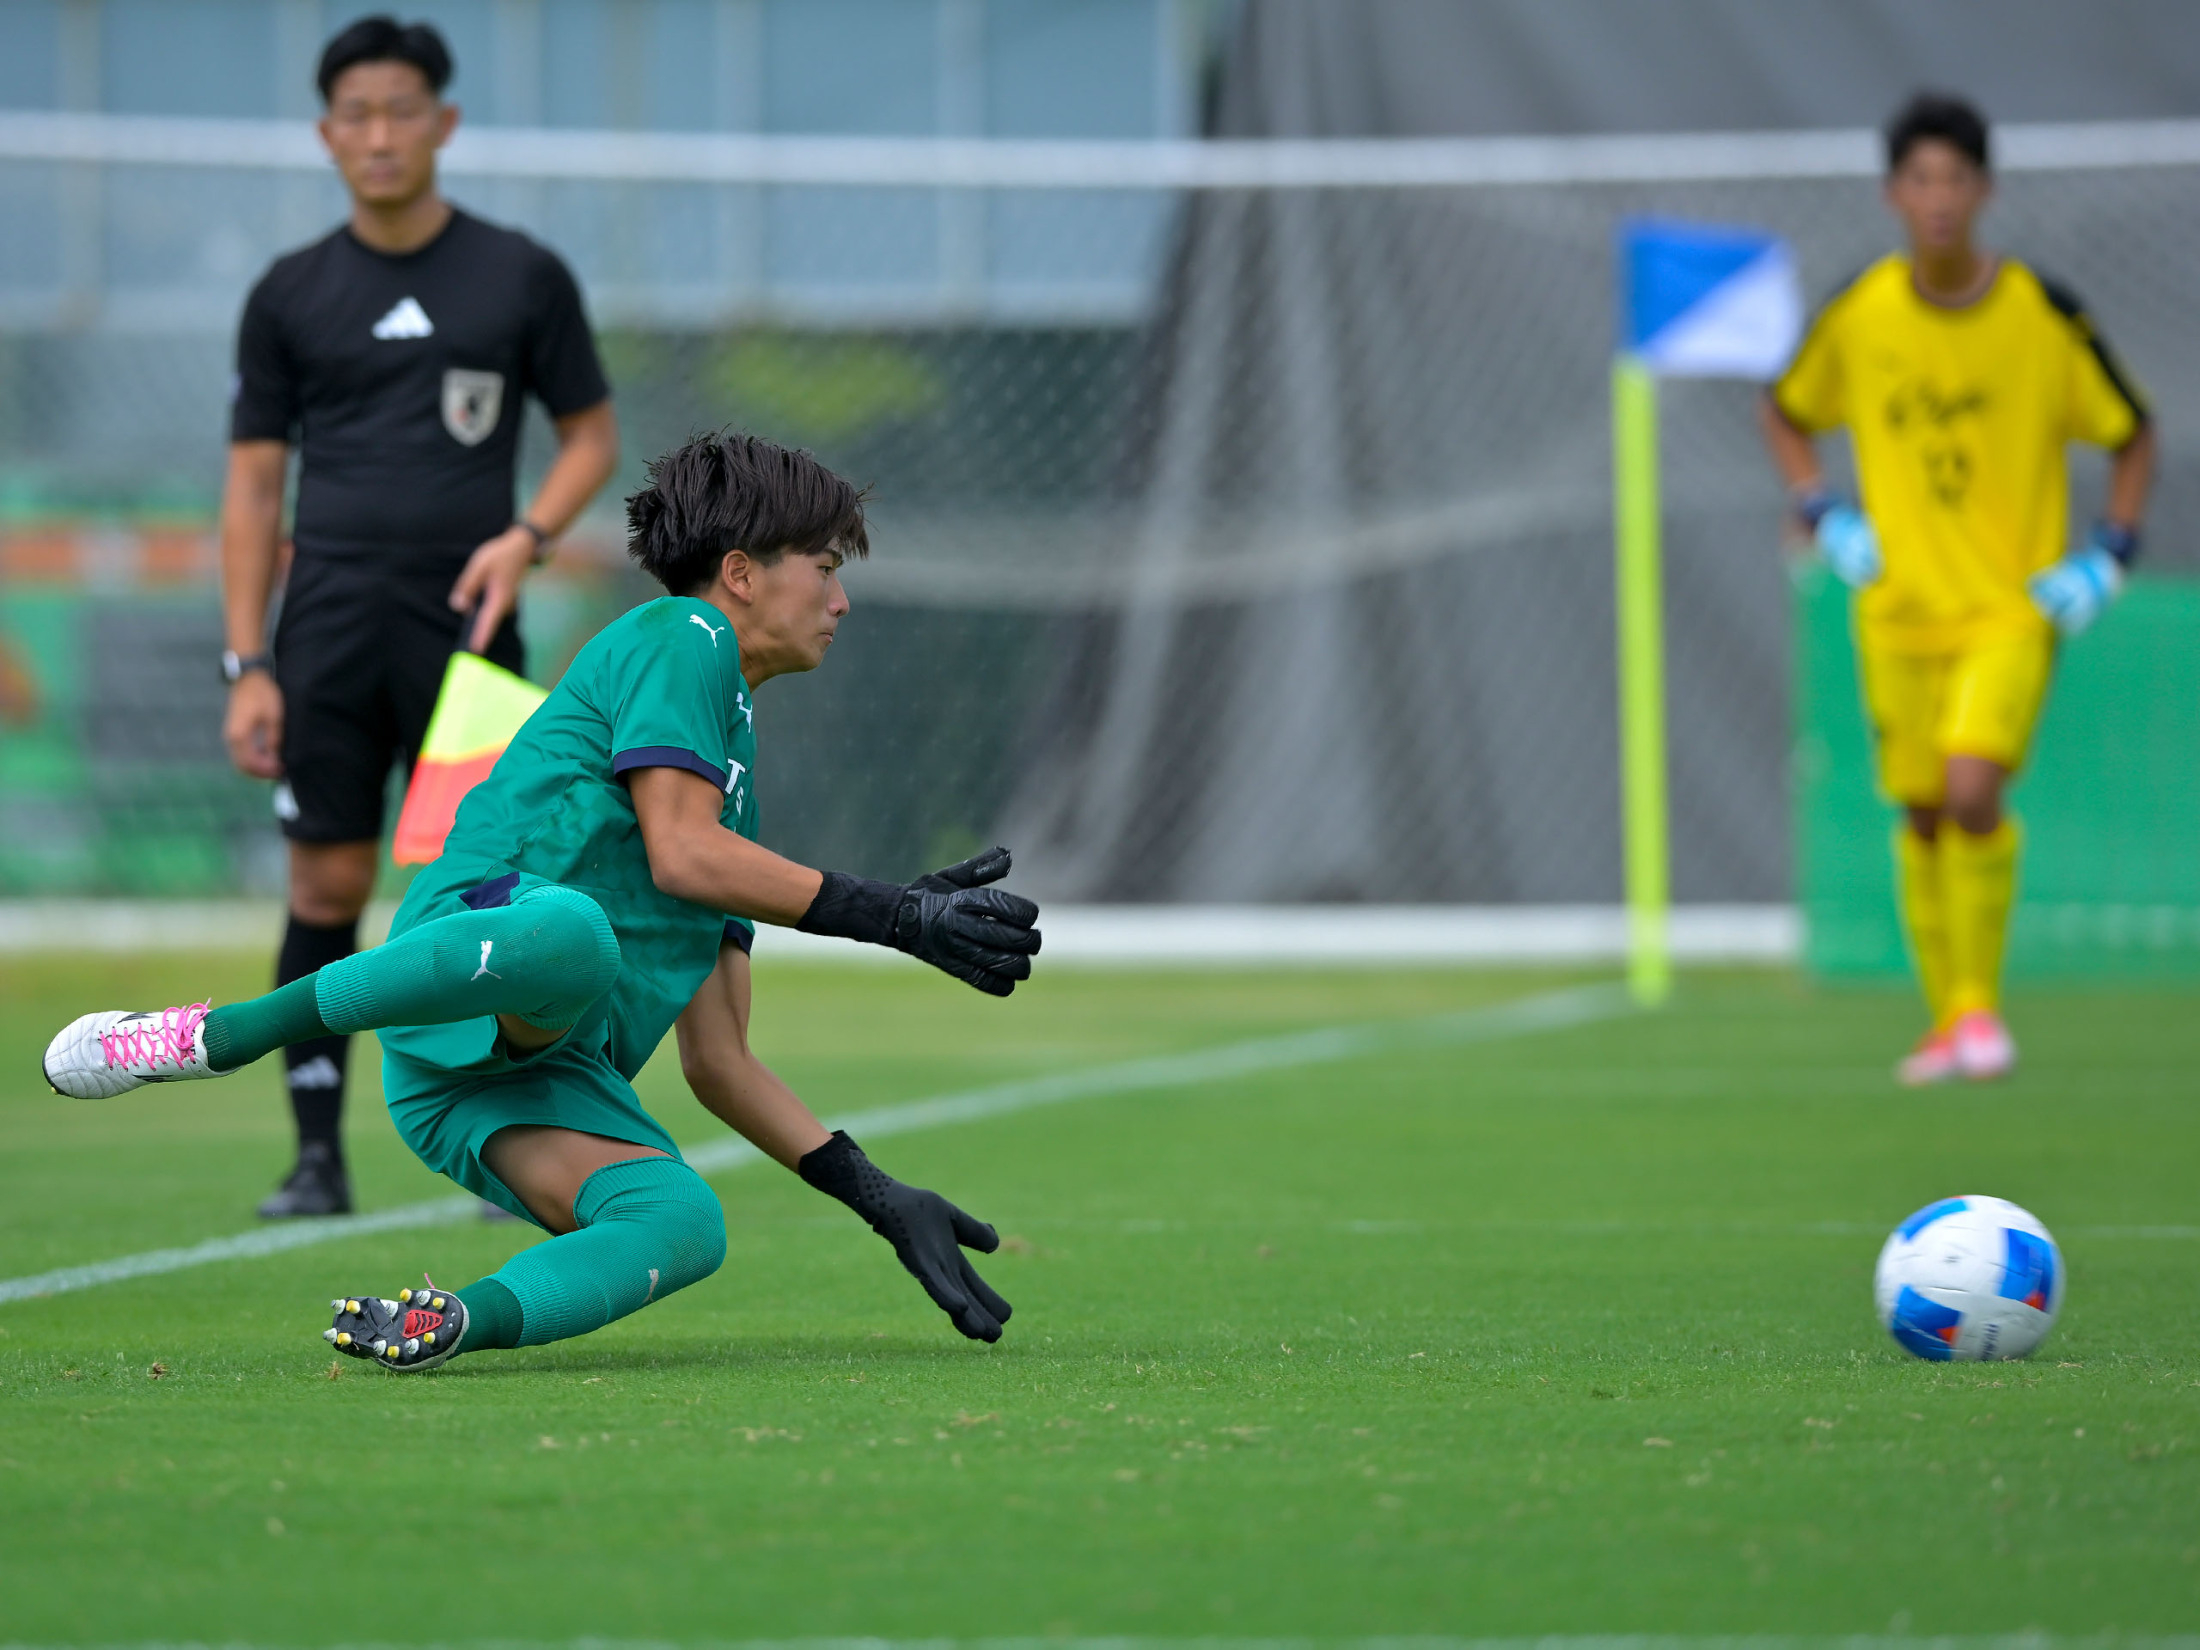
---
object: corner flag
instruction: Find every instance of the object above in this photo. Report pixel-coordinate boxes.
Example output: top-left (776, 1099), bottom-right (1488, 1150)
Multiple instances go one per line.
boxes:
top-left (391, 652), bottom-right (547, 866)
top-left (1611, 219), bottom-right (1800, 1005)
top-left (1620, 218), bottom-right (1802, 378)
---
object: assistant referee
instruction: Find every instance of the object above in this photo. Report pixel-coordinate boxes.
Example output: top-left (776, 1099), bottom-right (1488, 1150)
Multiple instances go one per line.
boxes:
top-left (220, 15), bottom-right (618, 1217)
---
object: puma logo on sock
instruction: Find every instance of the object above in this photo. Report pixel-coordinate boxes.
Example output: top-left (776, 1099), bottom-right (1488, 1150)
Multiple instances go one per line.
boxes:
top-left (472, 940), bottom-right (501, 981)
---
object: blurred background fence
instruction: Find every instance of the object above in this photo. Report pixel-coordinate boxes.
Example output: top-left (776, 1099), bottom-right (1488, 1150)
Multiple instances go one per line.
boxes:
top-left (2, 0), bottom-right (2197, 976)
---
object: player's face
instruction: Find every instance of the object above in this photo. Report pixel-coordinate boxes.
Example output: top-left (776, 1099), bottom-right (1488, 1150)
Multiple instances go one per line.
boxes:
top-left (319, 62), bottom-right (457, 209)
top-left (746, 549), bottom-right (850, 676)
top-left (1884, 139), bottom-right (1990, 256)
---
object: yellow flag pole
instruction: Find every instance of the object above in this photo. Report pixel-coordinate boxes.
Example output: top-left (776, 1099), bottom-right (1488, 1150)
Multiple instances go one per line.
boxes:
top-left (1612, 354), bottom-right (1672, 1005)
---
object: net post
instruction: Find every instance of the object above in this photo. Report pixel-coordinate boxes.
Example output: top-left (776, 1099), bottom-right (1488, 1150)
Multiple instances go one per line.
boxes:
top-left (1612, 353), bottom-right (1672, 1005)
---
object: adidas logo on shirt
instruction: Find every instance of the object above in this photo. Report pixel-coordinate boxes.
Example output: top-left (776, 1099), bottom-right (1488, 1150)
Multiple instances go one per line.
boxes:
top-left (370, 296), bottom-right (434, 340)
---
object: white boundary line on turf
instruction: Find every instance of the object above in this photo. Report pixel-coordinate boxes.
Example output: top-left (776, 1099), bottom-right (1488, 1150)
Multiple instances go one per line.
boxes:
top-left (0, 901), bottom-right (1799, 964)
top-left (0, 984), bottom-right (1628, 1308)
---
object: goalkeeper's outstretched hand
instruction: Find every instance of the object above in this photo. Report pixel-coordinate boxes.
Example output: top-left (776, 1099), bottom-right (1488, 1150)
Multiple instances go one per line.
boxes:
top-left (799, 1130), bottom-right (1012, 1342)
top-left (894, 847), bottom-right (1041, 997)
top-left (797, 847), bottom-right (1041, 996)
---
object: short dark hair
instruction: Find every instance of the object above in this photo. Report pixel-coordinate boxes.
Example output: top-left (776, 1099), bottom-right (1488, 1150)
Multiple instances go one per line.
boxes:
top-left (317, 15), bottom-right (453, 103)
top-left (1885, 91), bottom-right (1989, 173)
top-left (626, 432), bottom-right (870, 596)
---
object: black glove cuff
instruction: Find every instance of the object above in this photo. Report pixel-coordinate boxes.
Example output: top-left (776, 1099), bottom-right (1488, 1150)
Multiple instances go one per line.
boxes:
top-left (795, 872), bottom-right (903, 947)
top-left (797, 1129), bottom-right (895, 1218)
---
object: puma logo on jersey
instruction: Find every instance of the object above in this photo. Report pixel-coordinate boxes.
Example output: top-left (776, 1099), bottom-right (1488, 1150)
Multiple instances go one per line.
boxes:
top-left (735, 691), bottom-right (753, 730)
top-left (371, 296), bottom-right (434, 340)
top-left (645, 1267), bottom-right (661, 1303)
top-left (472, 940), bottom-right (500, 981)
top-left (688, 613), bottom-right (725, 646)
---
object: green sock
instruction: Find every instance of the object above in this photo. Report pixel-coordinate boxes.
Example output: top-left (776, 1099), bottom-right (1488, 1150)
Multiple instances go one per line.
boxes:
top-left (455, 1277), bottom-right (524, 1352)
top-left (201, 886), bottom-right (618, 1074)
top-left (202, 976), bottom-right (327, 1073)
top-left (484, 1158), bottom-right (727, 1348)
top-left (312, 885), bottom-right (620, 1037)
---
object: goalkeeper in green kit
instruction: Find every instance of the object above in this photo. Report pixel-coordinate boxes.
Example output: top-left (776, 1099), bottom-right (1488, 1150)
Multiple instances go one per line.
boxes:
top-left (43, 433), bottom-right (1039, 1367)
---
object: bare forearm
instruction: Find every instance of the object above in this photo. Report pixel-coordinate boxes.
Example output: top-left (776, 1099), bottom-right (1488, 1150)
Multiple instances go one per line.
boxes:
top-left (523, 402), bottom-right (618, 538)
top-left (219, 445), bottom-right (288, 654)
top-left (1759, 395), bottom-right (1823, 495)
top-left (684, 1050), bottom-right (830, 1168)
top-left (631, 767), bottom-right (824, 924)
top-left (2106, 422), bottom-right (2156, 530)
top-left (657, 828), bottom-right (823, 926)
top-left (675, 943), bottom-right (831, 1169)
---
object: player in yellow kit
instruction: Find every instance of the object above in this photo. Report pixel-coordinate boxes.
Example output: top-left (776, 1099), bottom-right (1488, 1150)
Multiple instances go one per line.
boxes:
top-left (1762, 92), bottom-right (2155, 1083)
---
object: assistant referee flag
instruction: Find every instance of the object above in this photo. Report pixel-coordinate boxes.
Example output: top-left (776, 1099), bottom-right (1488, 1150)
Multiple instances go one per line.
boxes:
top-left (391, 653), bottom-right (548, 865)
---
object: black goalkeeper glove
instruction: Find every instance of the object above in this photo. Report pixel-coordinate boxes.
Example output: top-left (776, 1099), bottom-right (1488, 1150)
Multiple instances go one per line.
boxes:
top-left (798, 1129), bottom-right (1012, 1342)
top-left (796, 845), bottom-right (1041, 997)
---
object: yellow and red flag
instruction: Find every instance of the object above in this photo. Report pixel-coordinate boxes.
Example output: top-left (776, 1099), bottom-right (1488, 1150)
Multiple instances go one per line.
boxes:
top-left (391, 652), bottom-right (548, 866)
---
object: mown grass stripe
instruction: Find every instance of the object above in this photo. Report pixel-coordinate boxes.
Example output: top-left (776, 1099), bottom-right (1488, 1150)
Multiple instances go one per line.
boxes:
top-left (0, 982), bottom-right (1628, 1307)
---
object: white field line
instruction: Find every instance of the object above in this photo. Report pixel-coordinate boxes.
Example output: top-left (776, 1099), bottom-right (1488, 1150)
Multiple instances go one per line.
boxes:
top-left (0, 984), bottom-right (1627, 1307)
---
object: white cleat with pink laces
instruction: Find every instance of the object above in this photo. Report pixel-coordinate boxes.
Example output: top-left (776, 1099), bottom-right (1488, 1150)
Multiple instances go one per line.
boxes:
top-left (43, 1004), bottom-right (223, 1098)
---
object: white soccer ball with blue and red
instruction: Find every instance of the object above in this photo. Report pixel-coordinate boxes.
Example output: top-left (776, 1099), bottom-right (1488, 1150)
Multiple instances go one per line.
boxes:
top-left (1874, 1195), bottom-right (2064, 1362)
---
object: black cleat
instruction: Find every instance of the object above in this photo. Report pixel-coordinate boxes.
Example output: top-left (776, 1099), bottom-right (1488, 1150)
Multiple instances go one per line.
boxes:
top-left (257, 1142), bottom-right (353, 1219)
top-left (325, 1282), bottom-right (469, 1373)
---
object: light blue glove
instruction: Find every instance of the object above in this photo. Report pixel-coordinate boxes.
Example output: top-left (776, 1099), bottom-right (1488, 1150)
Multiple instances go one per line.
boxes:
top-left (2029, 525), bottom-right (2133, 636)
top-left (1796, 493), bottom-right (1882, 589)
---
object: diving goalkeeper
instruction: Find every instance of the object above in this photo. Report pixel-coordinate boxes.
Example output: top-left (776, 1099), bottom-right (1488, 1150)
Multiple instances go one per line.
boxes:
top-left (44, 433), bottom-right (1039, 1367)
top-left (1762, 92), bottom-right (2154, 1084)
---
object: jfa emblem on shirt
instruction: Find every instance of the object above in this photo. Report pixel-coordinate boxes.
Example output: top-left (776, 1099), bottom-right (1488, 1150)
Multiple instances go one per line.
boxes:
top-left (441, 368), bottom-right (505, 447)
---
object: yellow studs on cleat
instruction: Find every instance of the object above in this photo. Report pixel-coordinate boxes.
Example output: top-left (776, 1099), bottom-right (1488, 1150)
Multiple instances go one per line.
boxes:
top-left (335, 1332), bottom-right (352, 1347)
top-left (384, 1344), bottom-right (400, 1359)
top-left (421, 1332), bottom-right (436, 1346)
top-left (345, 1300), bottom-right (361, 1315)
top-left (430, 1296), bottom-right (445, 1310)
top-left (399, 1288), bottom-right (414, 1303)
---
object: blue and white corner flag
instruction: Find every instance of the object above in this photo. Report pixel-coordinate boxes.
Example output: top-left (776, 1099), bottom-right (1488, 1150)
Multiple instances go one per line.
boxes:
top-left (1620, 219), bottom-right (1801, 379)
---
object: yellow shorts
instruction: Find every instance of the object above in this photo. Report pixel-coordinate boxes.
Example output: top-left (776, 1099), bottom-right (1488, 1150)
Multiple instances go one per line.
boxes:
top-left (1856, 631), bottom-right (2055, 807)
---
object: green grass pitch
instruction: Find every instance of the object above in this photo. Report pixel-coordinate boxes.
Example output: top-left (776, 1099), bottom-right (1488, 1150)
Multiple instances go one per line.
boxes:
top-left (0, 954), bottom-right (2195, 1640)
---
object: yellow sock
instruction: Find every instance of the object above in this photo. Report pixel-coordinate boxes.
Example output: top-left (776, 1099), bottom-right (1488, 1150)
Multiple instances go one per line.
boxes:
top-left (1893, 825), bottom-right (1953, 1027)
top-left (1942, 816), bottom-right (2021, 1018)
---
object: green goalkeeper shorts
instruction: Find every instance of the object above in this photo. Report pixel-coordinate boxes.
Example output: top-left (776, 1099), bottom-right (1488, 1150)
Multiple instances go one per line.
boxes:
top-left (377, 875), bottom-right (683, 1228)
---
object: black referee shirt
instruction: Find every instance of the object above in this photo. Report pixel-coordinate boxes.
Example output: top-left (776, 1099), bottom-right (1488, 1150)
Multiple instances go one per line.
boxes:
top-left (230, 208), bottom-right (609, 568)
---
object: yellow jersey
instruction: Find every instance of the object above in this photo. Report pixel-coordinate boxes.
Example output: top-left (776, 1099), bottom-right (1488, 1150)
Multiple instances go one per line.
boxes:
top-left (1774, 254), bottom-right (2147, 654)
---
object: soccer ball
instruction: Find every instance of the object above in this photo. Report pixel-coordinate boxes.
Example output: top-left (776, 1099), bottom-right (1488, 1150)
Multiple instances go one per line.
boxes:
top-left (1874, 1195), bottom-right (2064, 1362)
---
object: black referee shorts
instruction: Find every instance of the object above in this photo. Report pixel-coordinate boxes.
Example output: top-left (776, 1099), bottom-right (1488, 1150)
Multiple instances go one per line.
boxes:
top-left (272, 555), bottom-right (524, 844)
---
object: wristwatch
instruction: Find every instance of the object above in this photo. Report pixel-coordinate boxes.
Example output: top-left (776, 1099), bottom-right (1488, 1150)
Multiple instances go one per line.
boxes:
top-left (517, 517), bottom-right (554, 566)
top-left (221, 649), bottom-right (274, 683)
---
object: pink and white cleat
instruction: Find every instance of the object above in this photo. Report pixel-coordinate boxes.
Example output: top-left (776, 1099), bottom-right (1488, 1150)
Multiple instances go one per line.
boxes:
top-left (1896, 1028), bottom-right (1960, 1087)
top-left (1951, 1010), bottom-right (2017, 1082)
top-left (42, 1004), bottom-right (223, 1098)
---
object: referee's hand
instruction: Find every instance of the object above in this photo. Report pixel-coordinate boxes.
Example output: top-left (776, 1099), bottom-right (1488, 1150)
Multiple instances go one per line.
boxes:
top-left (450, 526), bottom-right (538, 653)
top-left (223, 672), bottom-right (284, 780)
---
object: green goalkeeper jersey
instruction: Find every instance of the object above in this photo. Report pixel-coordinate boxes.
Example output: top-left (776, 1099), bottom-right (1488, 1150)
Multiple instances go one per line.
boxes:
top-left (389, 595), bottom-right (760, 1078)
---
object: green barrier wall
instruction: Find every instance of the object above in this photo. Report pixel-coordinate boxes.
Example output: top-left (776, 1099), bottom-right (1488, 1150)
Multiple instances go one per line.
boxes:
top-left (1796, 568), bottom-right (2200, 980)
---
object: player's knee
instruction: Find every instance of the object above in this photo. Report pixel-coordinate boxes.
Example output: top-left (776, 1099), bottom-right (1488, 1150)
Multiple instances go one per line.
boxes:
top-left (514, 884), bottom-right (623, 998)
top-left (657, 1168), bottom-right (729, 1287)
top-left (580, 1157), bottom-right (727, 1291)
